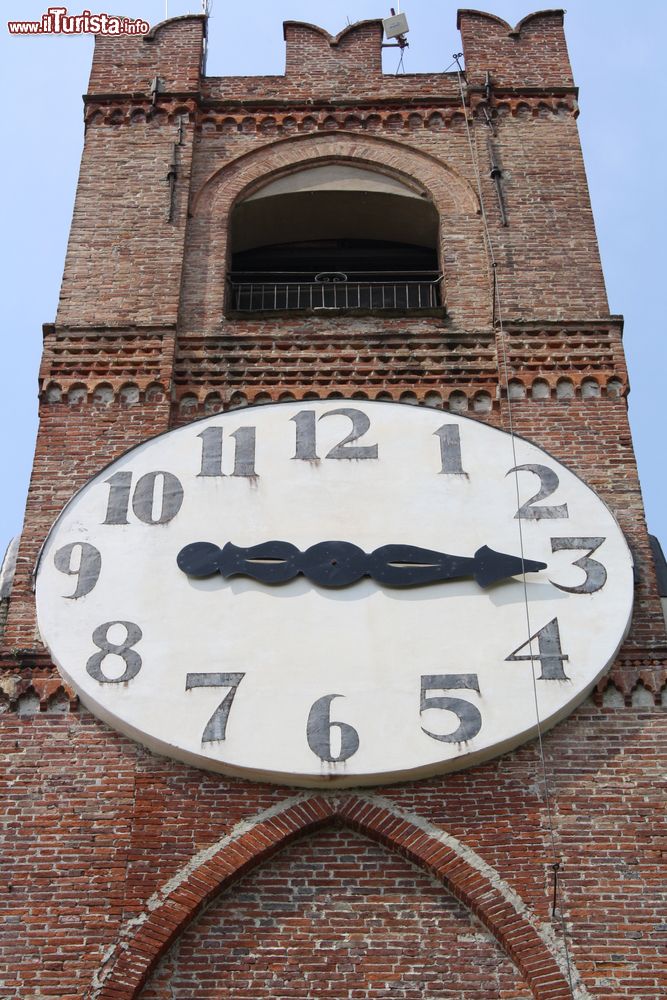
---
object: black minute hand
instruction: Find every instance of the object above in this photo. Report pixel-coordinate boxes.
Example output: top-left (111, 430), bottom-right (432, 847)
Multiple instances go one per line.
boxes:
top-left (176, 540), bottom-right (546, 589)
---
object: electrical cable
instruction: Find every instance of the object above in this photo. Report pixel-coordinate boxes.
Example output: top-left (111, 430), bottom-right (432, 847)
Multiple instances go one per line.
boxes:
top-left (453, 55), bottom-right (576, 997)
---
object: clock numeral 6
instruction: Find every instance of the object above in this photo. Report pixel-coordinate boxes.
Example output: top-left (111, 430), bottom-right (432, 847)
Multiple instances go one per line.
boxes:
top-left (306, 694), bottom-right (360, 762)
top-left (420, 674), bottom-right (482, 743)
top-left (54, 542), bottom-right (101, 598)
top-left (103, 471), bottom-right (184, 525)
top-left (86, 621), bottom-right (143, 683)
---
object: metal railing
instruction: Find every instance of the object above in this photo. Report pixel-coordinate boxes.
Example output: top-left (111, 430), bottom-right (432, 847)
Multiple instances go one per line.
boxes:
top-left (227, 271), bottom-right (442, 313)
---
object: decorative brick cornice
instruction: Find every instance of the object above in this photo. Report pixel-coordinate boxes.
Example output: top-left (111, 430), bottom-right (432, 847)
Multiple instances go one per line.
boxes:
top-left (38, 325), bottom-right (176, 401)
top-left (36, 319), bottom-right (629, 406)
top-left (0, 660), bottom-right (77, 713)
top-left (0, 649), bottom-right (64, 697)
top-left (81, 94), bottom-right (579, 131)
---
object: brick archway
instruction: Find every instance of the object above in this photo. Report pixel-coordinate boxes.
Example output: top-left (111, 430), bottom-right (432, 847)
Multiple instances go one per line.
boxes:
top-left (181, 131), bottom-right (491, 329)
top-left (89, 794), bottom-right (585, 1000)
top-left (192, 131), bottom-right (480, 216)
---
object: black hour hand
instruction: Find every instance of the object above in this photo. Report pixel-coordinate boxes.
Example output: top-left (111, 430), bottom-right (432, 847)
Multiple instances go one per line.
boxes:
top-left (177, 540), bottom-right (546, 589)
top-left (369, 545), bottom-right (474, 587)
top-left (177, 540), bottom-right (301, 584)
top-left (472, 545), bottom-right (547, 588)
top-left (221, 540), bottom-right (300, 584)
top-left (369, 544), bottom-right (546, 588)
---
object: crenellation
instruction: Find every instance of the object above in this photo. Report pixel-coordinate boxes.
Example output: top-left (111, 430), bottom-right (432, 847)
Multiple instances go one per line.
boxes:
top-left (458, 9), bottom-right (574, 89)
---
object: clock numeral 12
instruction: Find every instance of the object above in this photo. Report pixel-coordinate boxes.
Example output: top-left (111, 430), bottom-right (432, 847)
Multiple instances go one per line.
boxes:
top-left (103, 471), bottom-right (184, 525)
top-left (291, 408), bottom-right (378, 461)
top-left (197, 426), bottom-right (257, 478)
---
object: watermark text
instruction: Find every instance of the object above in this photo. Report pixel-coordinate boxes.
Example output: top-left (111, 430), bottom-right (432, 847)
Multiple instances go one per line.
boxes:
top-left (8, 7), bottom-right (150, 35)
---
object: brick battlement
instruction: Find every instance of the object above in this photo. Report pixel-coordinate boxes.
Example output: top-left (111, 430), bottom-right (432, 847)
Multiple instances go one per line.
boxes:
top-left (283, 20), bottom-right (384, 80)
top-left (458, 9), bottom-right (573, 88)
top-left (87, 14), bottom-right (206, 94)
top-left (87, 10), bottom-right (575, 103)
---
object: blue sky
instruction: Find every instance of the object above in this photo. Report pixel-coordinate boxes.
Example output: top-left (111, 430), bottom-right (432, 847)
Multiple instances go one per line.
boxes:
top-left (2, 0), bottom-right (665, 564)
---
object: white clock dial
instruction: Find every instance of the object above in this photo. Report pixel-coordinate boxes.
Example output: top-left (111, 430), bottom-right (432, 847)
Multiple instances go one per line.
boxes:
top-left (35, 400), bottom-right (633, 787)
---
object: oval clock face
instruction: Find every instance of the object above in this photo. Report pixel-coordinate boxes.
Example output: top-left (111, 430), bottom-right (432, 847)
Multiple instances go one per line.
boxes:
top-left (36, 400), bottom-right (633, 787)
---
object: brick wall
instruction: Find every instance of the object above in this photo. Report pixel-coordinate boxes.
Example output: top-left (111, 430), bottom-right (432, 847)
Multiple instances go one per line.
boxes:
top-left (138, 827), bottom-right (535, 999)
top-left (0, 699), bottom-right (663, 998)
top-left (1, 9), bottom-right (665, 1000)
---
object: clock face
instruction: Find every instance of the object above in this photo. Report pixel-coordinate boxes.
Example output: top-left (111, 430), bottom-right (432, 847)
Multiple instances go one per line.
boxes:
top-left (36, 400), bottom-right (633, 787)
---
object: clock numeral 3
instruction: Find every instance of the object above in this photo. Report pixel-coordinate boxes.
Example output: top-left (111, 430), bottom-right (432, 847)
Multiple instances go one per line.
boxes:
top-left (103, 470), bottom-right (184, 525)
top-left (509, 464), bottom-right (568, 520)
top-left (306, 694), bottom-right (360, 762)
top-left (550, 537), bottom-right (607, 594)
top-left (505, 618), bottom-right (569, 680)
top-left (86, 621), bottom-right (143, 683)
top-left (292, 408), bottom-right (378, 461)
top-left (420, 674), bottom-right (482, 743)
top-left (197, 426), bottom-right (257, 478)
top-left (186, 672), bottom-right (245, 742)
top-left (54, 542), bottom-right (101, 598)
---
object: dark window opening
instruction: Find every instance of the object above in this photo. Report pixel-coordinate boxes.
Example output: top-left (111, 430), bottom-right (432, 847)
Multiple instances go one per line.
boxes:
top-left (227, 168), bottom-right (442, 314)
top-left (230, 238), bottom-right (441, 312)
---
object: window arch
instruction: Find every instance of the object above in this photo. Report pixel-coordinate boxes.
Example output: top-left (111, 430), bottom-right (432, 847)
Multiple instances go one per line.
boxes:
top-left (228, 163), bottom-right (441, 313)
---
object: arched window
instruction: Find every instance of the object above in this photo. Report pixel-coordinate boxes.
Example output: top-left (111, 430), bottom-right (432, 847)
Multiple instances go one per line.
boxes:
top-left (228, 164), bottom-right (441, 313)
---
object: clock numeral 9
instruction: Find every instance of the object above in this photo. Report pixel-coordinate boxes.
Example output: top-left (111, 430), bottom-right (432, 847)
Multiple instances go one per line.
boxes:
top-left (86, 621), bottom-right (143, 683)
top-left (54, 542), bottom-right (101, 598)
top-left (291, 408), bottom-right (378, 461)
top-left (103, 471), bottom-right (184, 525)
top-left (197, 426), bottom-right (257, 478)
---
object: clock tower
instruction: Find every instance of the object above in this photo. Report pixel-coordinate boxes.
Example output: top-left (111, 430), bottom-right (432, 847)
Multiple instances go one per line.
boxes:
top-left (2, 9), bottom-right (665, 1000)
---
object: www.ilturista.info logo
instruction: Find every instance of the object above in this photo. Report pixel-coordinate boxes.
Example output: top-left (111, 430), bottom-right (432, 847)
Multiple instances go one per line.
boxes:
top-left (7, 7), bottom-right (150, 34)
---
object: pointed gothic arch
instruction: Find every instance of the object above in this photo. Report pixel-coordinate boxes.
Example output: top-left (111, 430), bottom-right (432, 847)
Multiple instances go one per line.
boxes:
top-left (89, 794), bottom-right (586, 1000)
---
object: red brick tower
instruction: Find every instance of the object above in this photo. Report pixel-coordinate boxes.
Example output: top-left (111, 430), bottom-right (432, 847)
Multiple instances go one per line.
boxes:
top-left (1, 10), bottom-right (664, 999)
